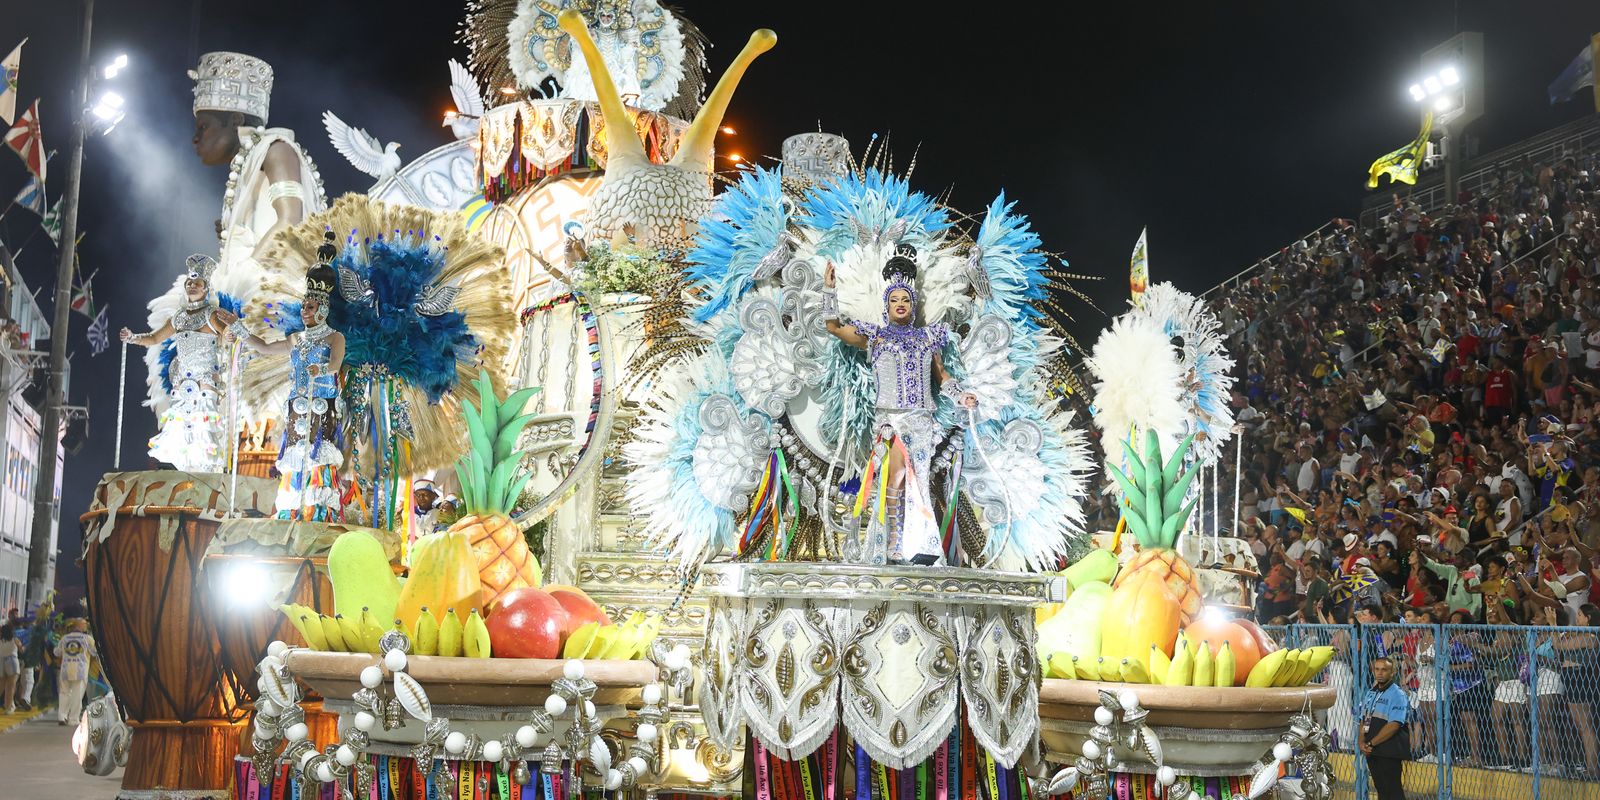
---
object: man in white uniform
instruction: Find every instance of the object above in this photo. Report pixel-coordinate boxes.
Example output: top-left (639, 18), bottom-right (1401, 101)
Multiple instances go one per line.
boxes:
top-left (54, 619), bottom-right (96, 725)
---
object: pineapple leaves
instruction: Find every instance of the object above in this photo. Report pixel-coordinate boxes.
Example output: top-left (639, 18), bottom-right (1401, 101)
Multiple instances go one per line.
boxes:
top-left (456, 369), bottom-right (540, 517)
top-left (497, 386), bottom-right (542, 428)
top-left (1112, 430), bottom-right (1200, 549)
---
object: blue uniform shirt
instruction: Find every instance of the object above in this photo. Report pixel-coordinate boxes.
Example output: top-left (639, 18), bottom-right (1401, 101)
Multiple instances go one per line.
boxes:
top-left (1360, 682), bottom-right (1409, 725)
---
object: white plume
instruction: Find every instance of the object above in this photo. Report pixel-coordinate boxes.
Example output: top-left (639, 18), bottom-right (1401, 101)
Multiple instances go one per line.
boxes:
top-left (1087, 312), bottom-right (1186, 476)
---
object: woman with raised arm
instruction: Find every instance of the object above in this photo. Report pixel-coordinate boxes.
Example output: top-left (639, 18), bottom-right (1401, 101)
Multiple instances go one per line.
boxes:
top-left (821, 246), bottom-right (976, 565)
top-left (120, 255), bottom-right (238, 473)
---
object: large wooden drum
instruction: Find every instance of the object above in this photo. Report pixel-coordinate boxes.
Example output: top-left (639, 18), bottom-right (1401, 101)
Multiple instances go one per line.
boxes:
top-left (80, 471), bottom-right (277, 799)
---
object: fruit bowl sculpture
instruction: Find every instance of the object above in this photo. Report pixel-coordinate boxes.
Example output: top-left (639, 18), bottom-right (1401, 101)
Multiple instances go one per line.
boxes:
top-left (1033, 432), bottom-right (1336, 799)
top-left (243, 375), bottom-right (683, 798)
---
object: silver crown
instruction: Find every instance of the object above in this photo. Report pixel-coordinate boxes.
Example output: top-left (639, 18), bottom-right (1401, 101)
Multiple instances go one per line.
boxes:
top-left (184, 253), bottom-right (217, 283)
top-left (188, 52), bottom-right (273, 124)
top-left (782, 133), bottom-right (850, 184)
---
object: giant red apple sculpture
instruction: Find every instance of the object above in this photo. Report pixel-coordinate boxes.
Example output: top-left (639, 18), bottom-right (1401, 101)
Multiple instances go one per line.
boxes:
top-left (550, 587), bottom-right (612, 633)
top-left (485, 587), bottom-right (570, 658)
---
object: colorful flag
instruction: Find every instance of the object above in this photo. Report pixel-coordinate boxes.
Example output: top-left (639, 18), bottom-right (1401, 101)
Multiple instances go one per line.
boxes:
top-left (3, 99), bottom-right (43, 183)
top-left (1548, 37), bottom-right (1597, 106)
top-left (86, 305), bottom-right (109, 356)
top-left (11, 172), bottom-right (42, 216)
top-left (0, 40), bottom-right (21, 126)
top-left (1366, 111), bottom-right (1434, 189)
top-left (70, 267), bottom-right (94, 317)
top-left (39, 198), bottom-right (61, 245)
top-left (1129, 227), bottom-right (1148, 307)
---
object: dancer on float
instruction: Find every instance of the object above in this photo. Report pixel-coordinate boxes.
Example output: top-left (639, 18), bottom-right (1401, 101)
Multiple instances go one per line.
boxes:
top-left (822, 244), bottom-right (977, 565)
top-left (119, 255), bottom-right (238, 473)
top-left (232, 251), bottom-right (346, 521)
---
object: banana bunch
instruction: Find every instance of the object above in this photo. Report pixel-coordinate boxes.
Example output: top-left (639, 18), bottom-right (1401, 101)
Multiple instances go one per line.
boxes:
top-left (279, 604), bottom-right (494, 659)
top-left (562, 613), bottom-right (661, 660)
top-left (1243, 646), bottom-right (1335, 688)
top-left (1045, 635), bottom-right (1336, 689)
top-left (281, 604), bottom-right (387, 654)
top-left (407, 607), bottom-right (493, 658)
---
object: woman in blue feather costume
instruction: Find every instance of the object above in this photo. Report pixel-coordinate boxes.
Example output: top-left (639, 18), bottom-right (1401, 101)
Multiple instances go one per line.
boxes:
top-left (234, 246), bottom-right (347, 521)
top-left (822, 245), bottom-right (977, 565)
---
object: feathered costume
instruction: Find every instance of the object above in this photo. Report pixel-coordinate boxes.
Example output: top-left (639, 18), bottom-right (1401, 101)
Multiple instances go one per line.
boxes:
top-left (273, 262), bottom-right (345, 520)
top-left (143, 255), bottom-right (234, 473)
top-left (623, 166), bottom-right (1094, 572)
top-left (239, 195), bottom-right (514, 526)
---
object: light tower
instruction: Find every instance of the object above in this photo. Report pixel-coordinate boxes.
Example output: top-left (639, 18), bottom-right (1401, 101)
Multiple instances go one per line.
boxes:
top-left (1408, 32), bottom-right (1484, 203)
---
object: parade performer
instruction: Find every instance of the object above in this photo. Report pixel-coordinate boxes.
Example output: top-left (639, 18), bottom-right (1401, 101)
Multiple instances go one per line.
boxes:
top-left (234, 261), bottom-right (346, 520)
top-left (822, 246), bottom-right (976, 564)
top-left (143, 52), bottom-right (327, 420)
top-left (118, 255), bottom-right (237, 473)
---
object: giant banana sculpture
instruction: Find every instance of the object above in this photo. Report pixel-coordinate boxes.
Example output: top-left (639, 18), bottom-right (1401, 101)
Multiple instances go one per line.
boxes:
top-left (557, 9), bottom-right (775, 248)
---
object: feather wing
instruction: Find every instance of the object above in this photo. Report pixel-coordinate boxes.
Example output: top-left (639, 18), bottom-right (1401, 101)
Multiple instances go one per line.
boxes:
top-left (322, 111), bottom-right (387, 178)
top-left (1086, 312), bottom-right (1187, 477)
top-left (447, 59), bottom-right (486, 119)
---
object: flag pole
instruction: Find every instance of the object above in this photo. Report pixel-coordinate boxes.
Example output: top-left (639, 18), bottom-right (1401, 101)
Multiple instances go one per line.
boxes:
top-left (114, 340), bottom-right (126, 469)
top-left (26, 0), bottom-right (93, 605)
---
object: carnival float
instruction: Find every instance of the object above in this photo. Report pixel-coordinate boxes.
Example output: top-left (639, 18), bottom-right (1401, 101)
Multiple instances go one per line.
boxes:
top-left (79, 3), bottom-right (1336, 799)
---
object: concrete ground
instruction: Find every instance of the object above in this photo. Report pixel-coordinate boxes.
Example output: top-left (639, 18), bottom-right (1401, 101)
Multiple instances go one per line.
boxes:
top-left (0, 712), bottom-right (124, 798)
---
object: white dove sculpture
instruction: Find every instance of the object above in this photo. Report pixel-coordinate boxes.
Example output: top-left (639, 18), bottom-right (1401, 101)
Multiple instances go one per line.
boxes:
top-left (322, 110), bottom-right (402, 181)
top-left (443, 59), bottom-right (484, 140)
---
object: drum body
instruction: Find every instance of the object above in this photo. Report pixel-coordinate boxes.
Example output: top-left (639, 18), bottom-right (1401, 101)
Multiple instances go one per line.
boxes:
top-left (80, 471), bottom-right (277, 799)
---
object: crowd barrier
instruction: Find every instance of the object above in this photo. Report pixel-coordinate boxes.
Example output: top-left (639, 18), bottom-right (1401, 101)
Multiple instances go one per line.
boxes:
top-left (1261, 623), bottom-right (1600, 799)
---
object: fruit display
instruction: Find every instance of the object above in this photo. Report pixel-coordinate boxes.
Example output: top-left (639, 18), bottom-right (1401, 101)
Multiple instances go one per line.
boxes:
top-left (1037, 430), bottom-right (1331, 690)
top-left (449, 372), bottom-right (544, 608)
top-left (281, 523), bottom-right (658, 660)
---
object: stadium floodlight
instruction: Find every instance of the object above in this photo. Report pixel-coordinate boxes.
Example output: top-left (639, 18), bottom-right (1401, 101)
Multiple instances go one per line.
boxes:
top-left (90, 91), bottom-right (126, 132)
top-left (103, 53), bottom-right (128, 80)
top-left (1423, 75), bottom-right (1442, 95)
top-left (1439, 65), bottom-right (1460, 86)
top-left (1409, 84), bottom-right (1426, 102)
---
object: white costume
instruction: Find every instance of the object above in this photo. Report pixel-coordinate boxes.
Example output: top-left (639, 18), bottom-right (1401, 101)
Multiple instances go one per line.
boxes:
top-left (146, 258), bottom-right (229, 472)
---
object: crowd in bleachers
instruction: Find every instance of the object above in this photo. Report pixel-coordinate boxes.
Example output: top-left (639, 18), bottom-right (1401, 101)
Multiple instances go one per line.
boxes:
top-left (1080, 152), bottom-right (1600, 771)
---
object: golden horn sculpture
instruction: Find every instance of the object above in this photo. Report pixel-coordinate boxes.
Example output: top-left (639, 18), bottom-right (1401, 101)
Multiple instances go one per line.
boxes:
top-left (557, 10), bottom-right (775, 247)
top-left (671, 29), bottom-right (777, 172)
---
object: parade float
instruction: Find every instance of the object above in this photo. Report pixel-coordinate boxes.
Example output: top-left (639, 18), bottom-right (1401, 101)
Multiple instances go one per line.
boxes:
top-left (80, 3), bottom-right (1340, 799)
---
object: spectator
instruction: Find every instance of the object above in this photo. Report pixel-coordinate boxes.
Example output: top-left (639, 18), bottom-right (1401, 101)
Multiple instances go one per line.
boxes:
top-left (0, 623), bottom-right (16, 713)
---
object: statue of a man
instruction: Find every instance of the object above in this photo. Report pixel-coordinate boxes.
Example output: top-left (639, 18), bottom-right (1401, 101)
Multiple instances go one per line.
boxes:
top-left (140, 52), bottom-right (327, 421)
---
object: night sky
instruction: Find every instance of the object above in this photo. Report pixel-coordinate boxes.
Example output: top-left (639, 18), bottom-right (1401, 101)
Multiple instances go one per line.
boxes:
top-left (4, 0), bottom-right (1597, 599)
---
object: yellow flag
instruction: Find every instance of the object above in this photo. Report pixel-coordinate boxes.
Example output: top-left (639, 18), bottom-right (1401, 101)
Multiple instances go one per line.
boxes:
top-left (1285, 507), bottom-right (1309, 525)
top-left (1367, 112), bottom-right (1434, 189)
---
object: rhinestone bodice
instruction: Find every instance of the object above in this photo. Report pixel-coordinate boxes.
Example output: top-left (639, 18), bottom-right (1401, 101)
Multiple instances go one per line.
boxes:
top-left (171, 329), bottom-right (220, 387)
top-left (855, 321), bottom-right (949, 411)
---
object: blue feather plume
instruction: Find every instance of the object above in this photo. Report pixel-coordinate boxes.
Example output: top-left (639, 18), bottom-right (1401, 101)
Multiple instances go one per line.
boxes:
top-left (802, 169), bottom-right (952, 259)
top-left (973, 192), bottom-right (1048, 330)
top-left (687, 167), bottom-right (794, 323)
top-left (157, 341), bottom-right (178, 395)
top-left (327, 237), bottom-right (477, 404)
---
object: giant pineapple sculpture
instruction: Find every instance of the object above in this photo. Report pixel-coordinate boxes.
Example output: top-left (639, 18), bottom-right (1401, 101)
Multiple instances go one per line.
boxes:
top-left (449, 371), bottom-right (543, 607)
top-left (1099, 431), bottom-right (1203, 662)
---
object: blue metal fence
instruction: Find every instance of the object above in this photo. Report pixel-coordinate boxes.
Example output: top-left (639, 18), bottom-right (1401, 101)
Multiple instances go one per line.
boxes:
top-left (1263, 623), bottom-right (1600, 799)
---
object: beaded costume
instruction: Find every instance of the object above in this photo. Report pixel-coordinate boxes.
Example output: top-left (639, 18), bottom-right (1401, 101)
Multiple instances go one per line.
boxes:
top-left (274, 265), bottom-right (345, 521)
top-left (146, 258), bottom-right (230, 473)
top-left (831, 246), bottom-right (962, 565)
